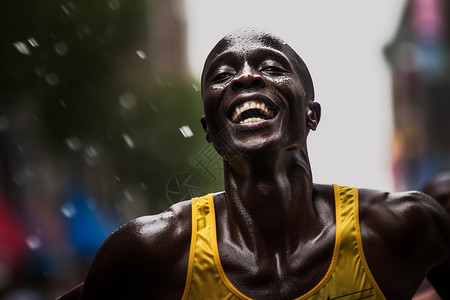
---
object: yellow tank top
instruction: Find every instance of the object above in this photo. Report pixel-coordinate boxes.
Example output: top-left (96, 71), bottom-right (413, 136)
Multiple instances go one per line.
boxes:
top-left (181, 184), bottom-right (386, 300)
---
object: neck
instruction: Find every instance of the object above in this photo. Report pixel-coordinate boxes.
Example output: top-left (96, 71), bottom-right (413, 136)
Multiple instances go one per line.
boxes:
top-left (222, 146), bottom-right (320, 256)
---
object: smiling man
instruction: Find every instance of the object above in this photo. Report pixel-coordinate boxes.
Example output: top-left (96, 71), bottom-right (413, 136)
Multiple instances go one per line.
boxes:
top-left (58, 28), bottom-right (450, 300)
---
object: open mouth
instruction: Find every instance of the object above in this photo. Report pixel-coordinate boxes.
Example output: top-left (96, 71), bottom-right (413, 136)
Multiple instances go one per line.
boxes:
top-left (231, 100), bottom-right (277, 124)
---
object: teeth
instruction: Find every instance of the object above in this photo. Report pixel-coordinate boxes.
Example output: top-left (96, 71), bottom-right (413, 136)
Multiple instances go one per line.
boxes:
top-left (240, 117), bottom-right (264, 124)
top-left (232, 100), bottom-right (272, 122)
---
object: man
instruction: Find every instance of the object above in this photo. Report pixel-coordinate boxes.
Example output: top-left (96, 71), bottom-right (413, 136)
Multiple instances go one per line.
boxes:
top-left (413, 170), bottom-right (450, 300)
top-left (58, 28), bottom-right (450, 299)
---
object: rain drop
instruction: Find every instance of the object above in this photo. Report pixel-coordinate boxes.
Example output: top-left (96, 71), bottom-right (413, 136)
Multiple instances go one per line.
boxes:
top-left (122, 133), bottom-right (135, 148)
top-left (13, 42), bottom-right (30, 55)
top-left (54, 42), bottom-right (68, 56)
top-left (136, 50), bottom-right (147, 59)
top-left (65, 136), bottom-right (81, 151)
top-left (26, 234), bottom-right (42, 250)
top-left (85, 145), bottom-right (99, 158)
top-left (179, 125), bottom-right (193, 138)
top-left (61, 4), bottom-right (71, 16)
top-left (27, 38), bottom-right (39, 47)
top-left (61, 202), bottom-right (76, 218)
top-left (124, 189), bottom-right (133, 202)
top-left (192, 83), bottom-right (200, 92)
top-left (46, 73), bottom-right (59, 86)
top-left (118, 92), bottom-right (136, 109)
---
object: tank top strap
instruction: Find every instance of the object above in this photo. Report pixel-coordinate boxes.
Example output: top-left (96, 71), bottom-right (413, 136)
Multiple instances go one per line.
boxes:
top-left (182, 194), bottom-right (243, 300)
top-left (330, 184), bottom-right (386, 300)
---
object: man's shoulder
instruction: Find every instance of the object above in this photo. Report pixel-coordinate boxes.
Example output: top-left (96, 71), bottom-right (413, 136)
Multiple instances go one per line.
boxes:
top-left (357, 187), bottom-right (436, 217)
top-left (357, 187), bottom-right (448, 256)
top-left (132, 199), bottom-right (192, 239)
top-left (105, 199), bottom-right (193, 254)
top-left (82, 199), bottom-right (194, 298)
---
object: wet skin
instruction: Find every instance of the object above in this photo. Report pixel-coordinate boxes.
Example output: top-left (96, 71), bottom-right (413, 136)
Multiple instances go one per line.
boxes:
top-left (58, 29), bottom-right (450, 300)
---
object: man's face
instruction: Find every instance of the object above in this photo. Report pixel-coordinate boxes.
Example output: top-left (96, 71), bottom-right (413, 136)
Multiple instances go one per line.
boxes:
top-left (201, 30), bottom-right (319, 158)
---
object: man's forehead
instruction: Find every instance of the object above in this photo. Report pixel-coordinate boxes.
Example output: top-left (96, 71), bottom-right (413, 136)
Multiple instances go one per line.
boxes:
top-left (211, 28), bottom-right (286, 56)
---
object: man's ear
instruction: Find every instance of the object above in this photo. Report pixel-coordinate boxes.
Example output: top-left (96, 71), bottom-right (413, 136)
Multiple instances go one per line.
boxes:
top-left (306, 101), bottom-right (321, 131)
top-left (200, 115), bottom-right (211, 143)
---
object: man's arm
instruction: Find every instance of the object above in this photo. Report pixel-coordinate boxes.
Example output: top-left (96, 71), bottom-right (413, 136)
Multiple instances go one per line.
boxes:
top-left (56, 200), bottom-right (192, 300)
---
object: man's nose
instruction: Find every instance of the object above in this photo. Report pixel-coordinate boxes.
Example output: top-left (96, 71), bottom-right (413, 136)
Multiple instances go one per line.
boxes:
top-left (231, 64), bottom-right (265, 91)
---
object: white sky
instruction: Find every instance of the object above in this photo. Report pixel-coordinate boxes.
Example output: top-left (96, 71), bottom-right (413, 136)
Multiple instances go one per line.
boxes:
top-left (184, 0), bottom-right (408, 191)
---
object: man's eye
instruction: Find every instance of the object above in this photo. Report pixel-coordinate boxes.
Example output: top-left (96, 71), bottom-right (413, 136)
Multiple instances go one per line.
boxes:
top-left (262, 66), bottom-right (285, 75)
top-left (211, 73), bottom-right (232, 83)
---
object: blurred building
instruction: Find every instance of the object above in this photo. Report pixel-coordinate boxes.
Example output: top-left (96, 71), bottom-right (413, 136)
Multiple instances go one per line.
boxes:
top-left (0, 0), bottom-right (213, 298)
top-left (385, 0), bottom-right (450, 191)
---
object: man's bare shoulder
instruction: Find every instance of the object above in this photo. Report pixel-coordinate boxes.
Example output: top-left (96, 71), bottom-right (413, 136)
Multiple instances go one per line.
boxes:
top-left (357, 187), bottom-right (450, 298)
top-left (358, 188), bottom-right (447, 227)
top-left (97, 199), bottom-right (192, 256)
top-left (358, 187), bottom-right (448, 242)
top-left (80, 200), bottom-right (193, 299)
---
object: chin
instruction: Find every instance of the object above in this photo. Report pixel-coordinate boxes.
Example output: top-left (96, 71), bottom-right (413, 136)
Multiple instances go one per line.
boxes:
top-left (220, 134), bottom-right (289, 157)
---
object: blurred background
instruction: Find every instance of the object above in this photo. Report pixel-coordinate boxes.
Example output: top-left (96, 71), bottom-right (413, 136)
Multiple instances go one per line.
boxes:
top-left (1, 0), bottom-right (449, 298)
